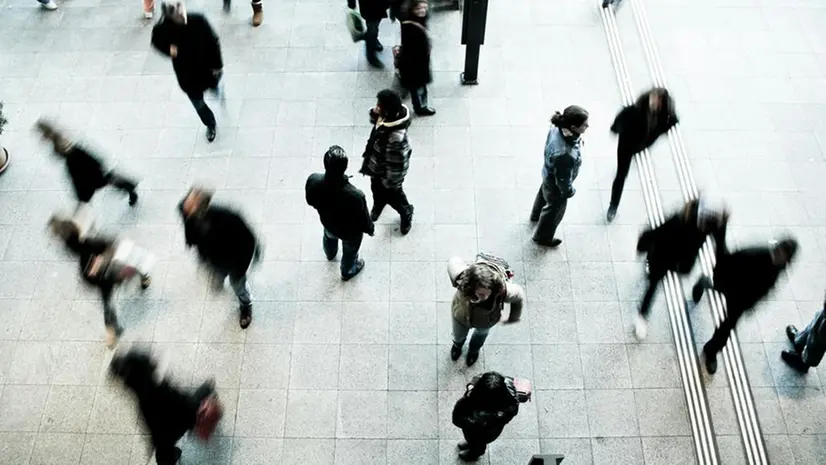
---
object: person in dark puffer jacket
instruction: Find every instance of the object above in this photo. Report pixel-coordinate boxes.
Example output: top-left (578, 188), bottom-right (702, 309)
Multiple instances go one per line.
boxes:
top-left (452, 371), bottom-right (520, 461)
top-left (36, 119), bottom-right (139, 207)
top-left (359, 89), bottom-right (415, 235)
top-left (179, 186), bottom-right (260, 329)
top-left (606, 87), bottom-right (678, 222)
top-left (306, 145), bottom-right (375, 280)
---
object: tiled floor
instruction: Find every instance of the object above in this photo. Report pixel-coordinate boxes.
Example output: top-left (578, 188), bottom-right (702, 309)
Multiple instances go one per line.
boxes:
top-left (0, 0), bottom-right (824, 464)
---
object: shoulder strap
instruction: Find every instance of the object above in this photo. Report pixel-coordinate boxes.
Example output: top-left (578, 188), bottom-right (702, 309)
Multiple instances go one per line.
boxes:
top-left (402, 20), bottom-right (428, 33)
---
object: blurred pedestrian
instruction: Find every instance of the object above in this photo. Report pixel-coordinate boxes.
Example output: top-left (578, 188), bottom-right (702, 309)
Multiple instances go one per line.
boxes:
top-left (359, 89), bottom-right (415, 235)
top-left (347, 0), bottom-right (392, 68)
top-left (143, 0), bottom-right (155, 18)
top-left (783, 293), bottom-right (826, 373)
top-left (398, 0), bottom-right (435, 116)
top-left (607, 87), bottom-right (678, 222)
top-left (634, 198), bottom-right (727, 339)
top-left (530, 106), bottom-right (589, 247)
top-left (36, 119), bottom-right (139, 208)
top-left (179, 187), bottom-right (260, 329)
top-left (693, 228), bottom-right (798, 374)
top-left (448, 254), bottom-right (524, 366)
top-left (452, 372), bottom-right (521, 461)
top-left (37, 0), bottom-right (58, 10)
top-left (151, 1), bottom-right (224, 142)
top-left (306, 145), bottom-right (375, 280)
top-left (223, 0), bottom-right (264, 27)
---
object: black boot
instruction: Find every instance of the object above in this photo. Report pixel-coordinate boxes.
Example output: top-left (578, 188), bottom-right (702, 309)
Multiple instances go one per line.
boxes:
top-left (703, 343), bottom-right (718, 374)
top-left (371, 204), bottom-right (385, 222)
top-left (128, 191), bottom-right (139, 206)
top-left (450, 343), bottom-right (462, 361)
top-left (400, 205), bottom-right (414, 235)
top-left (206, 126), bottom-right (217, 143)
top-left (692, 277), bottom-right (710, 304)
top-left (786, 325), bottom-right (799, 343)
top-left (781, 350), bottom-right (809, 373)
top-left (466, 350), bottom-right (479, 367)
top-left (606, 204), bottom-right (617, 223)
top-left (239, 304), bottom-right (252, 329)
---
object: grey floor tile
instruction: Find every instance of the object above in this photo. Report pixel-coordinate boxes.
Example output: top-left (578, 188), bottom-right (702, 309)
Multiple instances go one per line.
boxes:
top-left (590, 437), bottom-right (643, 465)
top-left (778, 387), bottom-right (826, 435)
top-left (285, 390), bottom-right (338, 439)
top-left (235, 389), bottom-right (288, 438)
top-left (387, 391), bottom-right (438, 439)
top-left (388, 345), bottom-right (438, 391)
top-left (229, 437), bottom-right (284, 465)
top-left (86, 386), bottom-right (138, 435)
top-left (488, 439), bottom-right (540, 465)
top-left (193, 343), bottom-right (244, 389)
top-left (386, 439), bottom-right (439, 465)
top-left (641, 437), bottom-right (697, 465)
top-left (540, 438), bottom-right (594, 465)
top-left (634, 389), bottom-right (691, 436)
top-left (293, 301), bottom-right (343, 344)
top-left (790, 434), bottom-right (826, 465)
top-left (240, 344), bottom-right (291, 389)
top-left (532, 344), bottom-right (584, 390)
top-left (79, 433), bottom-right (134, 465)
top-left (0, 385), bottom-right (50, 432)
top-left (536, 390), bottom-right (589, 439)
top-left (530, 301), bottom-right (578, 344)
top-left (334, 439), bottom-right (386, 465)
top-left (586, 390), bottom-right (639, 437)
top-left (579, 344), bottom-right (632, 389)
top-left (341, 301), bottom-right (389, 344)
top-left (180, 435), bottom-right (233, 465)
top-left (389, 302), bottom-right (439, 345)
top-left (763, 434), bottom-right (796, 465)
top-left (337, 390), bottom-right (387, 439)
top-left (30, 433), bottom-right (85, 465)
top-left (626, 343), bottom-right (682, 388)
top-left (0, 432), bottom-right (36, 465)
top-left (289, 344), bottom-right (340, 390)
top-left (281, 438), bottom-right (335, 465)
top-left (39, 386), bottom-right (95, 434)
top-left (339, 344), bottom-right (388, 391)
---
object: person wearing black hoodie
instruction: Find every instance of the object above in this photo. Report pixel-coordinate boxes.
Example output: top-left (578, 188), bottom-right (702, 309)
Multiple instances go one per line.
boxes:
top-left (452, 372), bottom-right (520, 461)
top-left (634, 198), bottom-right (727, 339)
top-left (359, 89), bottom-right (415, 235)
top-left (692, 225), bottom-right (798, 374)
top-left (179, 187), bottom-right (260, 329)
top-left (306, 145), bottom-right (375, 280)
top-left (398, 0), bottom-right (435, 116)
top-left (151, 1), bottom-right (224, 142)
top-left (36, 119), bottom-right (139, 207)
top-left (606, 87), bottom-right (678, 222)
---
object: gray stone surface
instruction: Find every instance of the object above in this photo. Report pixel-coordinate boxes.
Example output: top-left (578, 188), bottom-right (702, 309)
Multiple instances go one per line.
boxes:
top-left (0, 0), bottom-right (825, 464)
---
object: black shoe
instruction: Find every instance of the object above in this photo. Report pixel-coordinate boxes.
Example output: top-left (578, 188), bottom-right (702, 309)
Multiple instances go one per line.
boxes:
top-left (466, 350), bottom-right (479, 366)
top-left (533, 238), bottom-right (562, 247)
top-left (529, 216), bottom-right (539, 222)
top-left (128, 191), bottom-right (138, 206)
top-left (606, 205), bottom-right (617, 223)
top-left (367, 55), bottom-right (385, 69)
top-left (602, 0), bottom-right (611, 7)
top-left (786, 325), bottom-right (799, 343)
top-left (206, 126), bottom-right (217, 142)
top-left (703, 344), bottom-right (718, 374)
top-left (459, 449), bottom-right (484, 461)
top-left (376, 41), bottom-right (384, 52)
top-left (342, 259), bottom-right (365, 281)
top-left (239, 304), bottom-right (252, 329)
top-left (400, 206), bottom-right (414, 235)
top-left (457, 441), bottom-right (470, 451)
top-left (415, 107), bottom-right (436, 116)
top-left (781, 350), bottom-right (810, 373)
top-left (450, 344), bottom-right (462, 361)
top-left (370, 205), bottom-right (384, 222)
top-left (692, 277), bottom-right (709, 304)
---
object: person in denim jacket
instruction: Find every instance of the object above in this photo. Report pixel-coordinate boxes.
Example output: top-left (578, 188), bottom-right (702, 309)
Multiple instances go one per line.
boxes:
top-left (530, 106), bottom-right (589, 247)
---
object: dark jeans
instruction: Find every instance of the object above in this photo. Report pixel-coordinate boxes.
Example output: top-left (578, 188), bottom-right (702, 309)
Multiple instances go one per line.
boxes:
top-left (323, 229), bottom-right (363, 276)
top-left (370, 177), bottom-right (413, 218)
top-left (410, 86), bottom-right (429, 111)
top-left (365, 19), bottom-right (380, 57)
top-left (187, 90), bottom-right (217, 129)
top-left (609, 149), bottom-right (634, 210)
top-left (100, 285), bottom-right (123, 335)
top-left (639, 268), bottom-right (667, 318)
top-left (213, 270), bottom-right (252, 307)
top-left (530, 179), bottom-right (567, 242)
top-left (698, 279), bottom-right (748, 357)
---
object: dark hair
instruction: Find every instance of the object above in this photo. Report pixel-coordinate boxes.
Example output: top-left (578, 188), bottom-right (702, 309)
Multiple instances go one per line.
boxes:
top-left (403, 0), bottom-right (428, 14)
top-left (637, 87), bottom-right (673, 113)
top-left (468, 372), bottom-right (510, 407)
top-left (109, 348), bottom-right (158, 390)
top-left (323, 145), bottom-right (349, 177)
top-left (550, 105), bottom-right (589, 129)
top-left (376, 89), bottom-right (404, 120)
top-left (455, 263), bottom-right (505, 301)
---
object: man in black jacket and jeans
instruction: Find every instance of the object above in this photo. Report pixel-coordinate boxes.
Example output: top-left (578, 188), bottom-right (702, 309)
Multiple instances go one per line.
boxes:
top-left (306, 145), bottom-right (375, 280)
top-left (179, 187), bottom-right (260, 329)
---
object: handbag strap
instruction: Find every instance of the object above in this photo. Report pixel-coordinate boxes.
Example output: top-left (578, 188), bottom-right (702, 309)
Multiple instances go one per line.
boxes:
top-left (402, 20), bottom-right (428, 34)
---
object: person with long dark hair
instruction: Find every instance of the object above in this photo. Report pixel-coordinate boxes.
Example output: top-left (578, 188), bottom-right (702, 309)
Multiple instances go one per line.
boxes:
top-left (606, 87), bottom-right (678, 222)
top-left (530, 105), bottom-right (589, 247)
top-left (359, 89), bottom-right (415, 235)
top-left (398, 0), bottom-right (435, 116)
top-left (452, 372), bottom-right (520, 461)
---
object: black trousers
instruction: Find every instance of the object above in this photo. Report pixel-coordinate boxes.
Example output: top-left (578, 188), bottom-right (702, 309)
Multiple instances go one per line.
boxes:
top-left (104, 172), bottom-right (138, 195)
top-left (639, 268), bottom-right (667, 318)
top-left (609, 148), bottom-right (634, 210)
top-left (365, 19), bottom-right (381, 57)
top-left (370, 177), bottom-right (412, 217)
top-left (530, 179), bottom-right (567, 242)
top-left (154, 381), bottom-right (215, 465)
top-left (409, 85), bottom-right (428, 111)
top-left (186, 89), bottom-right (217, 129)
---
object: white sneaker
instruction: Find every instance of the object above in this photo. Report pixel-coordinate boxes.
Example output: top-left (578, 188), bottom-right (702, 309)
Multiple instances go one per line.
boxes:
top-left (40, 0), bottom-right (58, 10)
top-left (144, 11), bottom-right (154, 19)
top-left (634, 315), bottom-right (649, 340)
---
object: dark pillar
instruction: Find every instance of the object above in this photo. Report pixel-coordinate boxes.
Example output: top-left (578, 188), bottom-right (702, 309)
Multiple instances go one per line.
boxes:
top-left (460, 0), bottom-right (489, 85)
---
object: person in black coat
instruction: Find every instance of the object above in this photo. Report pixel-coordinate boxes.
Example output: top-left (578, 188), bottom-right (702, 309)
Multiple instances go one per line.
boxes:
top-left (634, 198), bottom-right (727, 339)
top-left (399, 0), bottom-right (435, 116)
top-left (36, 119), bottom-right (139, 207)
top-left (606, 87), bottom-right (678, 222)
top-left (692, 224), bottom-right (798, 374)
top-left (347, 0), bottom-right (395, 68)
top-left (306, 145), bottom-right (375, 280)
top-left (452, 372), bottom-right (520, 461)
top-left (110, 348), bottom-right (220, 465)
top-left (179, 186), bottom-right (259, 329)
top-left (151, 1), bottom-right (224, 142)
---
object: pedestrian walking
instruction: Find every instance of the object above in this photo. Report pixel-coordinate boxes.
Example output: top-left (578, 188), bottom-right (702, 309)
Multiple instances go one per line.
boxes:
top-left (179, 187), bottom-right (260, 329)
top-left (36, 119), bottom-right (139, 208)
top-left (606, 87), bottom-right (678, 222)
top-left (347, 0), bottom-right (392, 68)
top-left (151, 1), bottom-right (224, 142)
top-left (306, 145), bottom-right (375, 280)
top-left (222, 0), bottom-right (264, 27)
top-left (693, 226), bottom-right (798, 374)
top-left (359, 89), bottom-right (415, 235)
top-left (530, 106), bottom-right (589, 247)
top-left (634, 198), bottom-right (727, 339)
top-left (452, 372), bottom-right (521, 461)
top-left (782, 293), bottom-right (826, 373)
top-left (448, 254), bottom-right (524, 366)
top-left (398, 0), bottom-right (435, 116)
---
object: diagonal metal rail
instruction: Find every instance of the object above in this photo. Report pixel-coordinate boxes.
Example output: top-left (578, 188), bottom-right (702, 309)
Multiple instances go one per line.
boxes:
top-left (626, 0), bottom-right (768, 463)
top-left (599, 2), bottom-right (720, 464)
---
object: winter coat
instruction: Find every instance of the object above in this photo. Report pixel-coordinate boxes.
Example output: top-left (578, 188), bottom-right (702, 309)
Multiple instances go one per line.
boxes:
top-left (541, 127), bottom-right (581, 198)
top-left (179, 204), bottom-right (258, 278)
top-left (711, 225), bottom-right (783, 311)
top-left (62, 144), bottom-right (110, 203)
top-left (347, 0), bottom-right (389, 21)
top-left (63, 231), bottom-right (120, 303)
top-left (399, 19), bottom-right (432, 89)
top-left (151, 13), bottom-right (223, 95)
top-left (448, 259), bottom-right (522, 329)
top-left (610, 100), bottom-right (678, 157)
top-left (452, 383), bottom-right (519, 445)
top-left (359, 106), bottom-right (412, 189)
top-left (636, 213), bottom-right (721, 276)
top-left (305, 173), bottom-right (375, 240)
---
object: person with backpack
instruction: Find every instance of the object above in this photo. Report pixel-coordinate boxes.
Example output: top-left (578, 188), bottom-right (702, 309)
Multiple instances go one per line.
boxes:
top-left (452, 372), bottom-right (524, 461)
top-left (398, 0), bottom-right (435, 116)
top-left (783, 292), bottom-right (826, 373)
top-left (448, 254), bottom-right (524, 366)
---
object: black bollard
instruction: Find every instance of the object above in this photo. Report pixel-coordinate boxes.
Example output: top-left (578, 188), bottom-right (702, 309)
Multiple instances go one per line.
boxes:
top-left (460, 0), bottom-right (489, 85)
top-left (528, 454), bottom-right (565, 465)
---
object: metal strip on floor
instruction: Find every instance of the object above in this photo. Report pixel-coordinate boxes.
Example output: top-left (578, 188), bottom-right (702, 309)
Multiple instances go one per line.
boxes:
top-left (626, 0), bottom-right (769, 463)
top-left (599, 2), bottom-right (720, 464)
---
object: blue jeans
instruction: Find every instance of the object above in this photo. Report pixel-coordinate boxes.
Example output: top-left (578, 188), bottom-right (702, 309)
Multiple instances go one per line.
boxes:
top-left (323, 230), bottom-right (363, 276)
top-left (452, 318), bottom-right (490, 353)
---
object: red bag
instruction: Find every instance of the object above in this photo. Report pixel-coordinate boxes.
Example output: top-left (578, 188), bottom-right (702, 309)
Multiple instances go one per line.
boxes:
top-left (194, 394), bottom-right (223, 440)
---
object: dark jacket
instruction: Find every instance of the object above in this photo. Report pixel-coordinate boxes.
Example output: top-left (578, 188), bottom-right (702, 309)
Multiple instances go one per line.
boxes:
top-left (399, 19), bottom-right (432, 89)
top-left (452, 383), bottom-right (519, 445)
top-left (306, 173), bottom-right (374, 240)
top-left (360, 106), bottom-right (412, 189)
top-left (180, 204), bottom-right (258, 277)
top-left (347, 0), bottom-right (390, 21)
top-left (62, 145), bottom-right (110, 203)
top-left (64, 231), bottom-right (119, 303)
top-left (541, 127), bottom-right (581, 198)
top-left (610, 100), bottom-right (678, 157)
top-left (637, 213), bottom-right (721, 277)
top-left (711, 226), bottom-right (782, 311)
top-left (151, 13), bottom-right (223, 95)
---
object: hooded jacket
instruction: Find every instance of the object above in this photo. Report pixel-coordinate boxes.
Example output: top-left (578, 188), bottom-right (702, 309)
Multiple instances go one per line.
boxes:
top-left (179, 203), bottom-right (258, 278)
top-left (610, 98), bottom-right (679, 157)
top-left (452, 380), bottom-right (519, 445)
top-left (360, 105), bottom-right (412, 189)
top-left (151, 13), bottom-right (223, 95)
top-left (305, 173), bottom-right (375, 240)
top-left (541, 126), bottom-right (581, 198)
top-left (61, 144), bottom-right (110, 203)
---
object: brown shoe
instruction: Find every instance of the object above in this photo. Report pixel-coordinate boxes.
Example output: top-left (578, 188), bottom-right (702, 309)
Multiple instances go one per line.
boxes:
top-left (251, 1), bottom-right (263, 26)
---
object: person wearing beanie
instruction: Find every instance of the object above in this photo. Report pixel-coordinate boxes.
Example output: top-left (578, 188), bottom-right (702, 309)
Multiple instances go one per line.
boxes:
top-left (530, 105), bottom-right (589, 247)
top-left (306, 145), bottom-right (375, 280)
